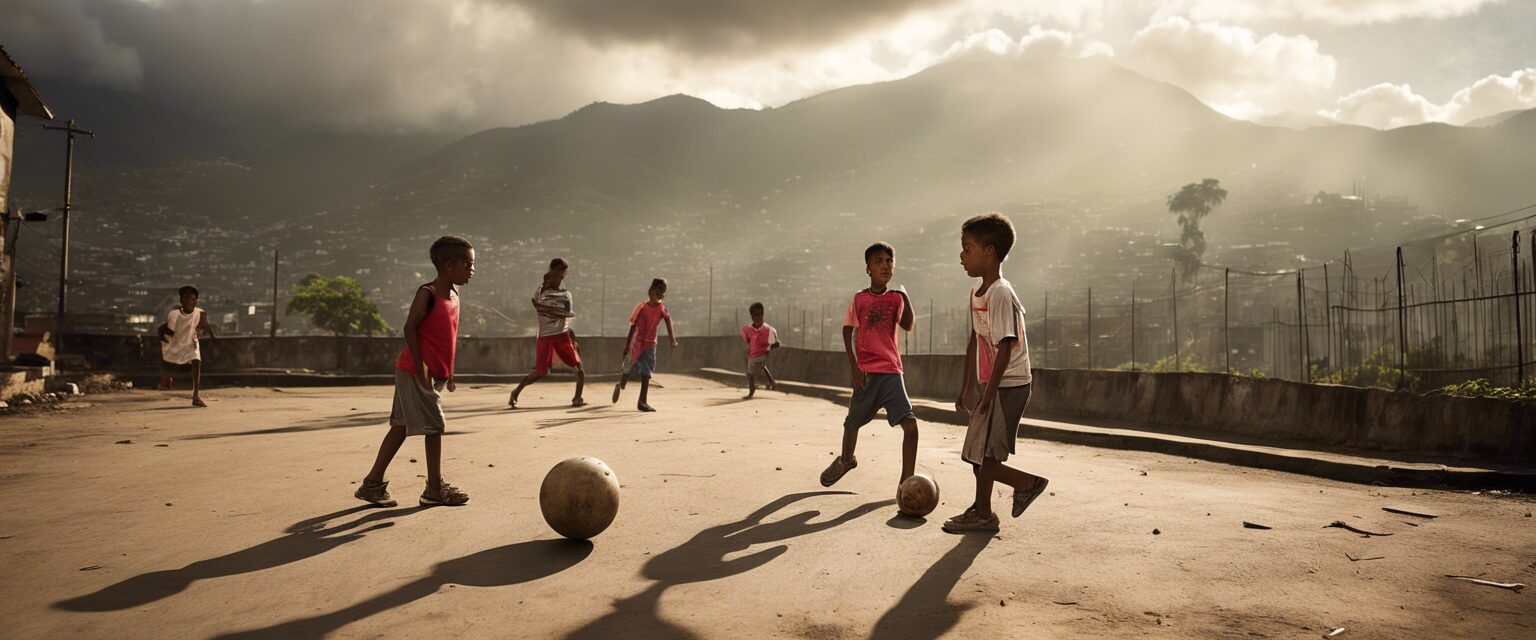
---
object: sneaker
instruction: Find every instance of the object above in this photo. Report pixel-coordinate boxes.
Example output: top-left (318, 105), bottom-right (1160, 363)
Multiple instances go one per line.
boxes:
top-left (507, 393), bottom-right (518, 408)
top-left (942, 509), bottom-right (1000, 533)
top-left (191, 396), bottom-right (208, 408)
top-left (637, 403), bottom-right (656, 412)
top-left (420, 479), bottom-right (469, 506)
top-left (156, 376), bottom-right (173, 391)
top-left (819, 455), bottom-right (857, 487)
top-left (354, 479), bottom-right (398, 507)
top-left (1012, 476), bottom-right (1050, 518)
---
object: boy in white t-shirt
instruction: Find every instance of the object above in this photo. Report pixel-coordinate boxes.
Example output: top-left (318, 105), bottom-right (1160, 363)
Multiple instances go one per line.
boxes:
top-left (508, 258), bottom-right (586, 408)
top-left (156, 285), bottom-right (217, 407)
top-left (944, 213), bottom-right (1049, 533)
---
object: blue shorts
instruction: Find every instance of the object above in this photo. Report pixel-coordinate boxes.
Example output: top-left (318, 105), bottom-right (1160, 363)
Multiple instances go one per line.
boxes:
top-left (843, 373), bottom-right (915, 429)
top-left (630, 347), bottom-right (657, 378)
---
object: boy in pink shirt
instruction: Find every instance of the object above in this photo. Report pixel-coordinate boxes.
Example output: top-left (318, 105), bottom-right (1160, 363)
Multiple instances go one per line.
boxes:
top-left (613, 278), bottom-right (676, 412)
top-left (741, 301), bottom-right (780, 399)
top-left (819, 242), bottom-right (920, 490)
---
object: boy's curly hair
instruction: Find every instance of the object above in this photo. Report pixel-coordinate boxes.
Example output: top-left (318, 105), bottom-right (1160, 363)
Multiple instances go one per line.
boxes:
top-left (961, 213), bottom-right (1016, 260)
top-left (429, 236), bottom-right (473, 269)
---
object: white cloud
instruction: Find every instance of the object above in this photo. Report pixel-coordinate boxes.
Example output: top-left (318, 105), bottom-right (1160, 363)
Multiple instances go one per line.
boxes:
top-left (1321, 83), bottom-right (1439, 128)
top-left (1124, 17), bottom-right (1337, 114)
top-left (1442, 68), bottom-right (1536, 124)
top-left (1322, 69), bottom-right (1536, 128)
top-left (1153, 0), bottom-right (1504, 25)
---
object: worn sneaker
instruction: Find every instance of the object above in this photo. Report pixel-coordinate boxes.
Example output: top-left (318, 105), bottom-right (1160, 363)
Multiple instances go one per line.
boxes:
top-left (819, 455), bottom-right (858, 487)
top-left (420, 479), bottom-right (469, 506)
top-left (354, 479), bottom-right (398, 507)
top-left (942, 509), bottom-right (1000, 533)
top-left (1012, 476), bottom-right (1050, 518)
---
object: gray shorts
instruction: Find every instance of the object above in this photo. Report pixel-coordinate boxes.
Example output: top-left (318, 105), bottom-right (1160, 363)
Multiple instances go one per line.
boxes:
top-left (962, 384), bottom-right (1031, 464)
top-left (844, 372), bottom-right (915, 429)
top-left (390, 370), bottom-right (447, 436)
top-left (747, 355), bottom-right (769, 377)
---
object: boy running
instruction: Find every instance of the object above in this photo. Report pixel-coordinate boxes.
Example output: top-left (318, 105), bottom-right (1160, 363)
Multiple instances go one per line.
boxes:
top-left (508, 258), bottom-right (586, 408)
top-left (157, 285), bottom-right (216, 407)
top-left (355, 236), bottom-right (475, 508)
top-left (944, 213), bottom-right (1049, 533)
top-left (819, 242), bottom-right (920, 489)
top-left (613, 278), bottom-right (676, 412)
top-left (741, 301), bottom-right (780, 398)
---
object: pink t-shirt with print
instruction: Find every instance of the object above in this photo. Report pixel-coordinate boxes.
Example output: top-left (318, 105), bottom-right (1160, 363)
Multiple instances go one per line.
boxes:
top-left (628, 301), bottom-right (670, 353)
top-left (843, 289), bottom-right (905, 374)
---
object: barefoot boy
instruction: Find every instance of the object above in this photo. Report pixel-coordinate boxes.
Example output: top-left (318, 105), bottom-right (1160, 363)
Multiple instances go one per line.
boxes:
top-left (508, 258), bottom-right (586, 408)
top-left (944, 213), bottom-right (1049, 533)
top-left (355, 236), bottom-right (474, 508)
top-left (819, 242), bottom-right (919, 489)
top-left (741, 302), bottom-right (780, 398)
top-left (157, 285), bottom-right (216, 407)
top-left (613, 278), bottom-right (675, 412)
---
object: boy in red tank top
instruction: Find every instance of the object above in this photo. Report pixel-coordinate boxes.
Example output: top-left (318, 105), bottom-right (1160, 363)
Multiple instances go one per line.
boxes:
top-left (355, 236), bottom-right (475, 508)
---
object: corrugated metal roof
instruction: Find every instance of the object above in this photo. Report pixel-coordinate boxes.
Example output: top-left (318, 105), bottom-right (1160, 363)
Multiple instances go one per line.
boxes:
top-left (0, 45), bottom-right (54, 119)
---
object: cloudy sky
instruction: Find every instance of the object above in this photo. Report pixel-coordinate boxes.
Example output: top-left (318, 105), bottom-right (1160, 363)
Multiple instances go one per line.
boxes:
top-left (2, 0), bottom-right (1532, 132)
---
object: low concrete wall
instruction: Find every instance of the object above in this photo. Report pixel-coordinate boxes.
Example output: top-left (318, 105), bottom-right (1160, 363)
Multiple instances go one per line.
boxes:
top-left (64, 333), bottom-right (744, 376)
top-left (64, 334), bottom-right (1533, 463)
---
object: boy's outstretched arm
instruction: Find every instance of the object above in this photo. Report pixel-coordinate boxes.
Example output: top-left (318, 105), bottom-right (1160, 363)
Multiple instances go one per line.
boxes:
top-left (402, 287), bottom-right (434, 390)
top-left (197, 312), bottom-right (217, 339)
top-left (896, 290), bottom-right (915, 331)
top-left (843, 325), bottom-right (864, 393)
top-left (664, 316), bottom-right (677, 347)
top-left (957, 330), bottom-right (977, 414)
top-left (623, 324), bottom-right (638, 356)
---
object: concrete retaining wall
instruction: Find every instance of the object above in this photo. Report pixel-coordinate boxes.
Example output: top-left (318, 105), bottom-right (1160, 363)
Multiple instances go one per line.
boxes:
top-left (64, 334), bottom-right (1533, 463)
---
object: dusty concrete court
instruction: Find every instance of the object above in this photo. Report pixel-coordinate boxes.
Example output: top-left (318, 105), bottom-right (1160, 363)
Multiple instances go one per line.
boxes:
top-left (1, 376), bottom-right (1532, 638)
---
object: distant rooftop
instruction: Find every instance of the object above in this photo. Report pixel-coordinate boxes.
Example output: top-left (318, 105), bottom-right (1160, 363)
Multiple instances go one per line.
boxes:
top-left (0, 45), bottom-right (53, 119)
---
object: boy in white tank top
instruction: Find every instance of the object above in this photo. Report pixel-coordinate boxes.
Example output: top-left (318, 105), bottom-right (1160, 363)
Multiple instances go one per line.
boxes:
top-left (157, 285), bottom-right (216, 407)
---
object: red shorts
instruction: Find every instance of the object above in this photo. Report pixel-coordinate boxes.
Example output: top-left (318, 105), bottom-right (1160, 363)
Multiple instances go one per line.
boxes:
top-left (536, 332), bottom-right (581, 374)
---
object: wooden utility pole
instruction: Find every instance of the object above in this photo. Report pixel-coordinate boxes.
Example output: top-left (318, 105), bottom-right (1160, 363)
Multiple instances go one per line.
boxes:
top-left (1, 210), bottom-right (18, 360)
top-left (270, 248), bottom-right (280, 338)
top-left (41, 118), bottom-right (93, 353)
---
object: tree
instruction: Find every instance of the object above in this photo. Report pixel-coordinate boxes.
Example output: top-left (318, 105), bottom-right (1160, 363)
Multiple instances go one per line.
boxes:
top-left (285, 273), bottom-right (391, 336)
top-left (1166, 178), bottom-right (1228, 274)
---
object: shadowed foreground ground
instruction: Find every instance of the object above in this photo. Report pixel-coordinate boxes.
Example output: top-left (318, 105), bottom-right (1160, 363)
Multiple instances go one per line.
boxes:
top-left (1, 376), bottom-right (1531, 638)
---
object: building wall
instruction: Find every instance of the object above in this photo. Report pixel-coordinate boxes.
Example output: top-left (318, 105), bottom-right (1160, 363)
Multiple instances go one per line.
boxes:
top-left (0, 89), bottom-right (16, 213)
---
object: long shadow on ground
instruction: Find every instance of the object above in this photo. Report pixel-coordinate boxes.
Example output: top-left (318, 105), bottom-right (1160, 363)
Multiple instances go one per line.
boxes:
top-left (180, 412), bottom-right (390, 440)
top-left (566, 491), bottom-right (895, 639)
top-left (211, 539), bottom-right (593, 639)
top-left (868, 532), bottom-right (993, 639)
top-left (55, 505), bottom-right (427, 612)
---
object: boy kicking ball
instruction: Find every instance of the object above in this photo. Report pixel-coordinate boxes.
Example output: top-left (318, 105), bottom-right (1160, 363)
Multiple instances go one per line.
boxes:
top-left (819, 242), bottom-right (920, 489)
top-left (944, 213), bottom-right (1049, 534)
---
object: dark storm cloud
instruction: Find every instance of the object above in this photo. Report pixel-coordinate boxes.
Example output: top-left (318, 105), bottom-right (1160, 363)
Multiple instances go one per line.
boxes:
top-left (504, 0), bottom-right (960, 54)
top-left (0, 0), bottom-right (706, 132)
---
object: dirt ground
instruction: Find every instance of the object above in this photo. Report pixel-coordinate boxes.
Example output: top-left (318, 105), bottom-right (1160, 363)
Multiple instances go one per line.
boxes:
top-left (1, 375), bottom-right (1532, 639)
